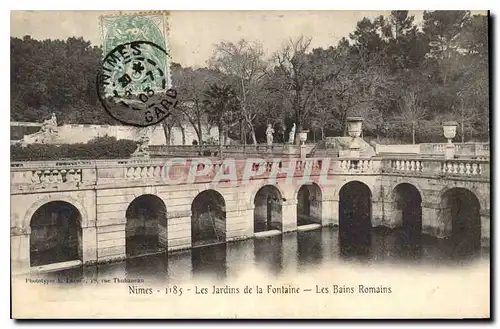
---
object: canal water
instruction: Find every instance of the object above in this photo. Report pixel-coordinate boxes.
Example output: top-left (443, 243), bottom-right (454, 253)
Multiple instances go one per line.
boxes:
top-left (34, 226), bottom-right (489, 285)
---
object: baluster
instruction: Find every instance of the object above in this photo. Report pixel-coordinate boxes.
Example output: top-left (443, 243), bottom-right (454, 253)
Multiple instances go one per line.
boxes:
top-left (410, 160), bottom-right (415, 171)
top-left (126, 167), bottom-right (134, 178)
top-left (153, 166), bottom-right (161, 177)
top-left (446, 162), bottom-right (453, 174)
top-left (458, 163), bottom-right (465, 175)
top-left (472, 163), bottom-right (478, 175)
top-left (394, 160), bottom-right (400, 170)
top-left (66, 169), bottom-right (75, 182)
top-left (465, 163), bottom-right (471, 175)
top-left (452, 162), bottom-right (459, 174)
top-left (59, 169), bottom-right (67, 182)
top-left (40, 170), bottom-right (49, 183)
top-left (31, 170), bottom-right (41, 183)
top-left (134, 167), bottom-right (141, 178)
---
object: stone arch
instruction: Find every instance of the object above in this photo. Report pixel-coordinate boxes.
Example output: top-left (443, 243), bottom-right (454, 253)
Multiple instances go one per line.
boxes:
top-left (253, 184), bottom-right (283, 233)
top-left (125, 194), bottom-right (167, 257)
top-left (386, 178), bottom-right (425, 203)
top-left (191, 189), bottom-right (226, 246)
top-left (29, 200), bottom-right (83, 267)
top-left (438, 183), bottom-right (488, 213)
top-left (23, 195), bottom-right (88, 232)
top-left (249, 182), bottom-right (287, 206)
top-left (335, 178), bottom-right (375, 202)
top-left (338, 180), bottom-right (373, 254)
top-left (296, 183), bottom-right (322, 226)
top-left (391, 183), bottom-right (423, 246)
top-left (440, 187), bottom-right (482, 255)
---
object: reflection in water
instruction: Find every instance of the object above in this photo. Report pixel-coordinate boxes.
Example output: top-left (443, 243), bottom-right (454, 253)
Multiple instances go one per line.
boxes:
top-left (35, 226), bottom-right (488, 285)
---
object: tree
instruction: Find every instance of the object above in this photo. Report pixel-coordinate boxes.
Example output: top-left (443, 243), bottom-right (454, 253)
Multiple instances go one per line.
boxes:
top-left (208, 39), bottom-right (268, 145)
top-left (395, 91), bottom-right (428, 144)
top-left (272, 36), bottom-right (331, 139)
top-left (422, 11), bottom-right (472, 85)
top-left (203, 84), bottom-right (240, 145)
top-left (172, 64), bottom-right (220, 145)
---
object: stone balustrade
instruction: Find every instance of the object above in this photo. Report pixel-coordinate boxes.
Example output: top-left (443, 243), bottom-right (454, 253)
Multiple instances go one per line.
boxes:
top-left (420, 142), bottom-right (490, 158)
top-left (11, 154), bottom-right (490, 194)
top-left (149, 144), bottom-right (305, 158)
top-left (383, 157), bottom-right (489, 180)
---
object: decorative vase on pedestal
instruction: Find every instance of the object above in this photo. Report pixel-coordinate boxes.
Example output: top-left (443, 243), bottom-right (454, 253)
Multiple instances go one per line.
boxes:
top-left (346, 117), bottom-right (364, 157)
top-left (443, 121), bottom-right (458, 159)
top-left (298, 130), bottom-right (309, 146)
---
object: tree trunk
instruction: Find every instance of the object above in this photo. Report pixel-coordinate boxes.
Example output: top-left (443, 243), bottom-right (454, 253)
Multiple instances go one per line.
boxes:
top-left (180, 125), bottom-right (186, 145)
top-left (461, 119), bottom-right (465, 143)
top-left (250, 125), bottom-right (257, 145)
top-left (412, 123), bottom-right (416, 145)
top-left (162, 122), bottom-right (171, 145)
top-left (197, 119), bottom-right (203, 146)
top-left (321, 127), bottom-right (325, 141)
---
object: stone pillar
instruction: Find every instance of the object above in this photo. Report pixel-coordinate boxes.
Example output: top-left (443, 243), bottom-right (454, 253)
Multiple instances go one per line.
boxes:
top-left (96, 219), bottom-right (126, 262)
top-left (321, 195), bottom-right (338, 227)
top-left (158, 222), bottom-right (168, 249)
top-left (371, 199), bottom-right (385, 228)
top-left (226, 207), bottom-right (253, 242)
top-left (379, 201), bottom-right (402, 229)
top-left (422, 202), bottom-right (451, 238)
top-left (167, 211), bottom-right (192, 252)
top-left (81, 226), bottom-right (97, 264)
top-left (480, 210), bottom-right (490, 248)
top-left (11, 228), bottom-right (30, 275)
top-left (281, 200), bottom-right (297, 233)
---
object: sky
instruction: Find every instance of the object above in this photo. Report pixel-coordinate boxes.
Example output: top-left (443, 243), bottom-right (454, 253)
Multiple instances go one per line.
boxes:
top-left (10, 10), bottom-right (486, 68)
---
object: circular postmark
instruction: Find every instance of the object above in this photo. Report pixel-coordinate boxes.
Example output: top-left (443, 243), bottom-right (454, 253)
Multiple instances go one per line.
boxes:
top-left (97, 40), bottom-right (177, 127)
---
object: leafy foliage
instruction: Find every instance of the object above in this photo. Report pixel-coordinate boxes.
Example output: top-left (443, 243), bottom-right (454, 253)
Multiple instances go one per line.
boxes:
top-left (11, 136), bottom-right (136, 161)
top-left (11, 11), bottom-right (489, 144)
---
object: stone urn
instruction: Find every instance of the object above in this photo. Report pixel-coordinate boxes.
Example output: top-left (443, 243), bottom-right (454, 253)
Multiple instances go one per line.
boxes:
top-left (346, 117), bottom-right (364, 138)
top-left (298, 130), bottom-right (309, 145)
top-left (443, 121), bottom-right (458, 159)
top-left (443, 121), bottom-right (458, 143)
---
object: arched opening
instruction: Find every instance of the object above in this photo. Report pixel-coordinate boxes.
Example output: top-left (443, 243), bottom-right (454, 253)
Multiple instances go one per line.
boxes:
top-left (392, 183), bottom-right (422, 246)
top-left (297, 183), bottom-right (322, 226)
top-left (441, 188), bottom-right (481, 255)
top-left (253, 185), bottom-right (283, 233)
top-left (30, 201), bottom-right (82, 267)
top-left (191, 190), bottom-right (226, 247)
top-left (126, 194), bottom-right (167, 257)
top-left (339, 181), bottom-right (372, 254)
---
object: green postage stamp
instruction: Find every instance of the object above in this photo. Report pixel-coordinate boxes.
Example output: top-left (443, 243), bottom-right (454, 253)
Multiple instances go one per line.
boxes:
top-left (98, 12), bottom-right (175, 127)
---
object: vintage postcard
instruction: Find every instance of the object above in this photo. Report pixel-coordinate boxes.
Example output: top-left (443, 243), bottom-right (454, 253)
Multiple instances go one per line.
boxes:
top-left (10, 10), bottom-right (490, 319)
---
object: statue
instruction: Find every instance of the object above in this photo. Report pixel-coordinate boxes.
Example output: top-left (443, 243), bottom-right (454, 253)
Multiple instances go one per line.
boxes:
top-left (288, 123), bottom-right (296, 144)
top-left (131, 128), bottom-right (150, 158)
top-left (266, 124), bottom-right (274, 146)
top-left (20, 113), bottom-right (59, 146)
top-left (40, 113), bottom-right (58, 133)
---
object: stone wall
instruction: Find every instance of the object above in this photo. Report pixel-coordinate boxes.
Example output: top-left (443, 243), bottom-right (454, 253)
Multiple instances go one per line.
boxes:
top-left (12, 122), bottom-right (219, 146)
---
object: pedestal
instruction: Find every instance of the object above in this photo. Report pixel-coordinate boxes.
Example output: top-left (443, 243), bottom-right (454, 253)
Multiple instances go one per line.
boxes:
top-left (281, 201), bottom-right (297, 233)
top-left (422, 203), bottom-right (451, 238)
top-left (321, 199), bottom-right (339, 226)
top-left (81, 226), bottom-right (98, 264)
top-left (300, 145), bottom-right (307, 158)
top-left (350, 149), bottom-right (360, 158)
top-left (167, 216), bottom-right (192, 252)
top-left (445, 143), bottom-right (455, 160)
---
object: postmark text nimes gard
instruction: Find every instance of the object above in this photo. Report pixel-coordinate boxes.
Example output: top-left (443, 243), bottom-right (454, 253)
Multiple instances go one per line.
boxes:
top-left (97, 41), bottom-right (177, 127)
